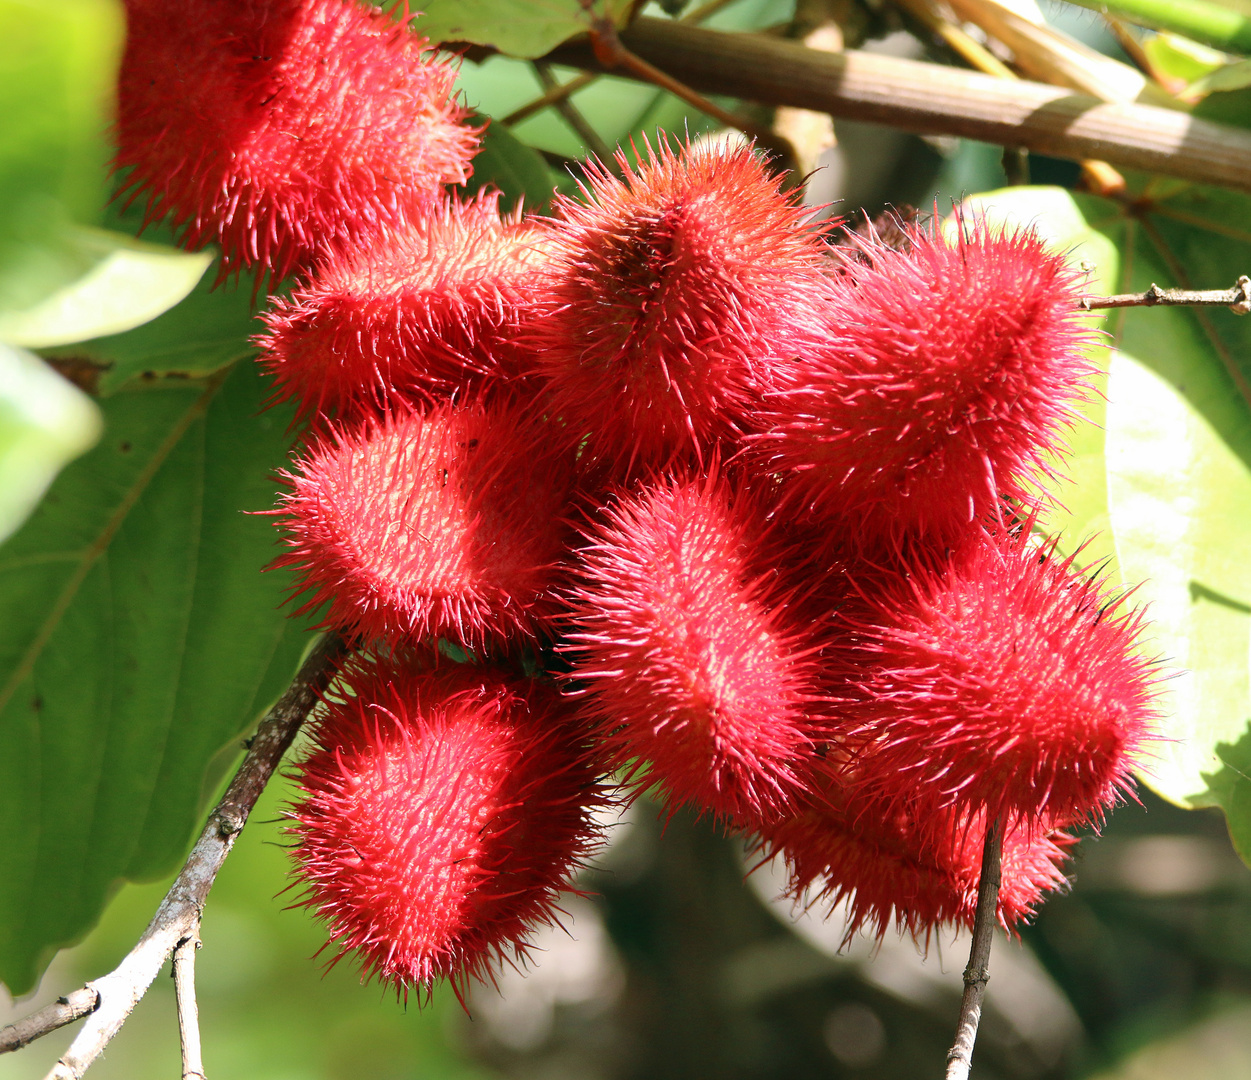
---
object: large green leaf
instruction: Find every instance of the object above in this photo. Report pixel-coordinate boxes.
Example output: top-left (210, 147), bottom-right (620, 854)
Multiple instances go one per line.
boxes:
top-left (415, 0), bottom-right (633, 59)
top-left (0, 344), bottom-right (102, 543)
top-left (0, 0), bottom-right (124, 315)
top-left (0, 361), bottom-right (312, 994)
top-left (955, 184), bottom-right (1251, 861)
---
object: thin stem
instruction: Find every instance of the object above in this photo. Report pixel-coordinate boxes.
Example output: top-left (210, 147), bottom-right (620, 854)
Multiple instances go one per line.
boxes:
top-left (589, 17), bottom-right (799, 165)
top-left (1059, 0), bottom-right (1251, 54)
top-left (10, 632), bottom-right (347, 1080)
top-left (532, 62), bottom-right (616, 164)
top-left (172, 936), bottom-right (204, 1080)
top-left (502, 71), bottom-right (597, 126)
top-left (945, 817), bottom-right (1004, 1080)
top-left (1081, 275), bottom-right (1251, 313)
top-left (0, 991), bottom-right (100, 1055)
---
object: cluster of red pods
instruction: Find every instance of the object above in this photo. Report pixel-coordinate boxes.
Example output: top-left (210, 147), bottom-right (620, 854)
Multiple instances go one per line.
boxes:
top-left (118, 0), bottom-right (1161, 1003)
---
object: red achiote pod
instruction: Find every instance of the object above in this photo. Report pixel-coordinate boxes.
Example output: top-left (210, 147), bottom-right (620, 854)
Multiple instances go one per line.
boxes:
top-left (275, 399), bottom-right (577, 651)
top-left (288, 654), bottom-right (607, 1002)
top-left (564, 470), bottom-right (838, 825)
top-left (834, 525), bottom-right (1160, 829)
top-left (748, 222), bottom-right (1097, 549)
top-left (258, 193), bottom-right (549, 421)
top-left (753, 783), bottom-right (1074, 941)
top-left (534, 138), bottom-right (832, 478)
top-left (117, 0), bottom-right (478, 284)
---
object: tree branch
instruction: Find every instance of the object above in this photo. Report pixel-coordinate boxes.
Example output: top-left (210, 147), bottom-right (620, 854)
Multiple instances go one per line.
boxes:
top-left (945, 817), bottom-right (1004, 1080)
top-left (0, 991), bottom-right (100, 1055)
top-left (1, 632), bottom-right (347, 1080)
top-left (1081, 275), bottom-right (1251, 313)
top-left (549, 17), bottom-right (1251, 194)
top-left (172, 936), bottom-right (204, 1080)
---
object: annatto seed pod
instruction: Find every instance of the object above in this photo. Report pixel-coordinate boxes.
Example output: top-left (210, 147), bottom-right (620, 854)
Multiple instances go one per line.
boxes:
top-left (833, 524), bottom-right (1161, 830)
top-left (117, 0), bottom-right (478, 284)
top-left (275, 398), bottom-right (577, 651)
top-left (258, 192), bottom-right (549, 421)
top-left (752, 783), bottom-right (1074, 941)
top-left (564, 470), bottom-right (837, 825)
top-left (533, 138), bottom-right (832, 478)
top-left (748, 222), bottom-right (1097, 548)
top-left (287, 654), bottom-right (607, 1001)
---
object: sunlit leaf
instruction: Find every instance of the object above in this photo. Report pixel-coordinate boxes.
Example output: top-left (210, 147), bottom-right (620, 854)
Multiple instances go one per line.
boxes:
top-left (0, 225), bottom-right (211, 348)
top-left (0, 344), bottom-right (102, 544)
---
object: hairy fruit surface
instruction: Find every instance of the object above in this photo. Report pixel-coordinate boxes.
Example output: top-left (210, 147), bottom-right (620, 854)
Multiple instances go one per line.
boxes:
top-left (755, 786), bottom-right (1074, 940)
top-left (276, 400), bottom-right (577, 650)
top-left (750, 223), bottom-right (1097, 547)
top-left (117, 0), bottom-right (478, 283)
top-left (836, 526), bottom-right (1161, 828)
top-left (565, 471), bottom-right (836, 824)
top-left (288, 656), bottom-right (605, 999)
top-left (259, 193), bottom-right (549, 420)
top-left (534, 139), bottom-right (831, 477)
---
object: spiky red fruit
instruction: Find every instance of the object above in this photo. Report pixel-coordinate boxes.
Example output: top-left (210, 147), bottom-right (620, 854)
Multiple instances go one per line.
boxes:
top-left (533, 139), bottom-right (831, 477)
top-left (834, 525), bottom-right (1160, 829)
top-left (258, 193), bottom-right (549, 420)
top-left (288, 654), bottom-right (605, 1000)
top-left (275, 399), bottom-right (577, 650)
top-left (564, 471), bottom-right (836, 824)
top-left (117, 0), bottom-right (478, 283)
top-left (754, 785), bottom-right (1074, 940)
top-left (748, 222), bottom-right (1097, 547)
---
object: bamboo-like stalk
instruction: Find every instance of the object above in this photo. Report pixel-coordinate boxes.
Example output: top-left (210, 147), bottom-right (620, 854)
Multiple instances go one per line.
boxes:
top-left (551, 17), bottom-right (1251, 194)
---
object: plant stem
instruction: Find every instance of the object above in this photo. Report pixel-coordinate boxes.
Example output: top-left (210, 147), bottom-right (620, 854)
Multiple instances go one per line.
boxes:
top-left (0, 633), bottom-right (346, 1080)
top-left (1081, 276), bottom-right (1251, 313)
top-left (549, 17), bottom-right (1251, 193)
top-left (1059, 0), bottom-right (1251, 55)
top-left (945, 817), bottom-right (1004, 1080)
top-left (172, 936), bottom-right (205, 1080)
top-left (0, 992), bottom-right (100, 1055)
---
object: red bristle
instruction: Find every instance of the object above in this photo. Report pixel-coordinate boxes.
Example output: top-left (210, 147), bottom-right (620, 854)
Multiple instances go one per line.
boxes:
top-left (533, 138), bottom-right (832, 478)
top-left (258, 193), bottom-right (550, 421)
top-left (273, 399), bottom-right (578, 651)
top-left (834, 524), bottom-right (1162, 829)
top-left (748, 221), bottom-right (1099, 548)
top-left (287, 654), bottom-right (608, 1001)
top-left (753, 784), bottom-right (1074, 941)
top-left (116, 0), bottom-right (478, 284)
top-left (564, 470), bottom-right (838, 825)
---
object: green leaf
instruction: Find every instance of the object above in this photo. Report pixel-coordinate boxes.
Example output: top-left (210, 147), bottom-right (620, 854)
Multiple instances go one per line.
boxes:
top-left (0, 0), bottom-right (124, 314)
top-left (0, 344), bottom-right (102, 543)
top-left (1186, 56), bottom-right (1251, 95)
top-left (0, 225), bottom-right (211, 348)
top-left (1060, 0), bottom-right (1251, 54)
top-left (463, 115), bottom-right (563, 210)
top-left (415, 0), bottom-right (632, 59)
top-left (953, 183), bottom-right (1251, 862)
top-left (0, 361), bottom-right (311, 994)
top-left (40, 200), bottom-right (261, 395)
top-left (1142, 30), bottom-right (1229, 83)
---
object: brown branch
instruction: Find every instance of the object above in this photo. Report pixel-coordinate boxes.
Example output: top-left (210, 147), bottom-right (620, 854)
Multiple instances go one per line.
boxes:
top-left (172, 936), bottom-right (204, 1080)
top-left (945, 817), bottom-right (1004, 1080)
top-left (12, 632), bottom-right (347, 1080)
top-left (548, 17), bottom-right (1251, 193)
top-left (1081, 275), bottom-right (1251, 313)
top-left (0, 991), bottom-right (100, 1055)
